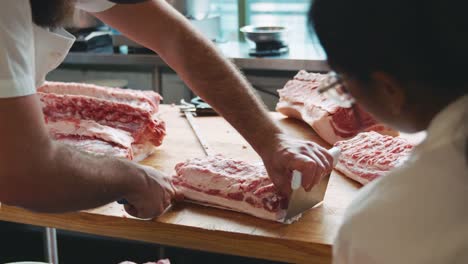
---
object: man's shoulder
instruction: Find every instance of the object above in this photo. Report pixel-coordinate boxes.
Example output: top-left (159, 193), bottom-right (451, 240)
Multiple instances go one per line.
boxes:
top-left (335, 147), bottom-right (468, 263)
top-left (342, 146), bottom-right (468, 228)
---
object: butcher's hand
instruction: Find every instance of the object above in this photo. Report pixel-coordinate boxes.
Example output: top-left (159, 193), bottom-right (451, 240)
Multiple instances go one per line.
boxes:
top-left (123, 165), bottom-right (180, 219)
top-left (262, 134), bottom-right (334, 195)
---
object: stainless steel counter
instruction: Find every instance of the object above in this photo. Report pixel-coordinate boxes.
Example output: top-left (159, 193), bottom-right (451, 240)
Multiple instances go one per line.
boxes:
top-left (63, 41), bottom-right (330, 72)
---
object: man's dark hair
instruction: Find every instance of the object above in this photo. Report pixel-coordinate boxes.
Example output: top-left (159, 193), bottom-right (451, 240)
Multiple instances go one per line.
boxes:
top-left (29, 0), bottom-right (75, 28)
top-left (309, 0), bottom-right (468, 99)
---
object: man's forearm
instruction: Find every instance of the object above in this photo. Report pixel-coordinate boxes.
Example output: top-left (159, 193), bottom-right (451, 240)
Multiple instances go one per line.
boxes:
top-left (95, 1), bottom-right (283, 156)
top-left (167, 32), bottom-right (283, 155)
top-left (2, 141), bottom-right (146, 213)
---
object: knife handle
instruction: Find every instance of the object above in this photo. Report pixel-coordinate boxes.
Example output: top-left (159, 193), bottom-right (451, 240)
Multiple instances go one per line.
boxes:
top-left (328, 147), bottom-right (341, 167)
top-left (291, 170), bottom-right (302, 190)
top-left (291, 148), bottom-right (340, 191)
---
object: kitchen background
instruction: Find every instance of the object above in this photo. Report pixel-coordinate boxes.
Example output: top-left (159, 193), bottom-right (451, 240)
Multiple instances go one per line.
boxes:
top-left (1, 1), bottom-right (327, 263)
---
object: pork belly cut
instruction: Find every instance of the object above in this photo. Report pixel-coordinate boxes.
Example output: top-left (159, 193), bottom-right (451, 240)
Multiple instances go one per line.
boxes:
top-left (173, 155), bottom-right (289, 222)
top-left (46, 119), bottom-right (134, 149)
top-left (46, 119), bottom-right (156, 161)
top-left (53, 134), bottom-right (155, 162)
top-left (39, 92), bottom-right (166, 146)
top-left (333, 131), bottom-right (414, 185)
top-left (276, 70), bottom-right (398, 144)
top-left (39, 81), bottom-right (161, 113)
top-left (57, 137), bottom-right (132, 159)
top-left (38, 82), bottom-right (165, 160)
top-left (46, 119), bottom-right (135, 160)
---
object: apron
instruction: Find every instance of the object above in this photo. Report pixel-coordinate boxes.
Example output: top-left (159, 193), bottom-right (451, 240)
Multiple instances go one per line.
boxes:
top-left (1, 26), bottom-right (74, 264)
top-left (32, 25), bottom-right (75, 88)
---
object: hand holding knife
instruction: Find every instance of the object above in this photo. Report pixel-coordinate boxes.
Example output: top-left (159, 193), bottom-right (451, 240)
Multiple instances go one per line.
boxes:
top-left (283, 147), bottom-right (341, 223)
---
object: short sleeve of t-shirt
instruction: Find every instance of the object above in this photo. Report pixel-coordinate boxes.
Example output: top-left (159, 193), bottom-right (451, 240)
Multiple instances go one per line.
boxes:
top-left (76, 0), bottom-right (149, 13)
top-left (0, 0), bottom-right (36, 98)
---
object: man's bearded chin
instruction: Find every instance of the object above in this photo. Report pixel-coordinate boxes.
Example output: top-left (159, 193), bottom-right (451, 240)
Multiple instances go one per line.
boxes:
top-left (30, 0), bottom-right (76, 28)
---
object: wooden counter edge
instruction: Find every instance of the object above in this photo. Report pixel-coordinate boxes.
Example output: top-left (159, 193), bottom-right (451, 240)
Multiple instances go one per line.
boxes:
top-left (0, 205), bottom-right (331, 264)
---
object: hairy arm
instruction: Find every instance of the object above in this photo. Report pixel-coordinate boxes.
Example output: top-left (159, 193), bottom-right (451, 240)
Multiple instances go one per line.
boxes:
top-left (94, 0), bottom-right (282, 157)
top-left (94, 1), bottom-right (334, 194)
top-left (0, 95), bottom-right (155, 213)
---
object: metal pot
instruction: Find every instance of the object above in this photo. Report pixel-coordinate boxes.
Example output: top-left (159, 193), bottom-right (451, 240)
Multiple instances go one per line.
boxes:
top-left (240, 25), bottom-right (288, 44)
top-left (167, 0), bottom-right (211, 20)
top-left (63, 8), bottom-right (105, 30)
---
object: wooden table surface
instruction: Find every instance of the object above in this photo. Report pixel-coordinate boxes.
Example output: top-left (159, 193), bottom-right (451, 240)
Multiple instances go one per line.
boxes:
top-left (0, 105), bottom-right (380, 264)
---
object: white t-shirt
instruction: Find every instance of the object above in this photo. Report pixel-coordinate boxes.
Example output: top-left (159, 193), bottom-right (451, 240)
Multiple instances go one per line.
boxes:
top-left (334, 95), bottom-right (468, 263)
top-left (0, 0), bottom-right (141, 98)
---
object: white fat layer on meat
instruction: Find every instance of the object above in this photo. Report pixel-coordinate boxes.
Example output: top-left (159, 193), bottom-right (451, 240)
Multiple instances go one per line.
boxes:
top-left (278, 76), bottom-right (340, 114)
top-left (176, 167), bottom-right (268, 193)
top-left (294, 70), bottom-right (328, 82)
top-left (46, 119), bottom-right (134, 149)
top-left (176, 155), bottom-right (270, 190)
top-left (59, 138), bottom-right (130, 159)
top-left (179, 186), bottom-right (287, 222)
top-left (39, 81), bottom-right (161, 113)
top-left (334, 163), bottom-right (370, 185)
top-left (277, 101), bottom-right (342, 144)
top-left (132, 142), bottom-right (155, 162)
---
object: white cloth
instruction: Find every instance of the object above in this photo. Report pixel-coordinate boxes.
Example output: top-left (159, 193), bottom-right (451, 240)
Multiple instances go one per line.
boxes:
top-left (0, 0), bottom-right (36, 98)
top-left (333, 95), bottom-right (468, 264)
top-left (0, 0), bottom-right (118, 98)
top-left (33, 26), bottom-right (75, 87)
top-left (75, 0), bottom-right (116, 13)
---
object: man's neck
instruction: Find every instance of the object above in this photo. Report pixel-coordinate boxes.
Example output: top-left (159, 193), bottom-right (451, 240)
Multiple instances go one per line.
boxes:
top-left (411, 95), bottom-right (464, 131)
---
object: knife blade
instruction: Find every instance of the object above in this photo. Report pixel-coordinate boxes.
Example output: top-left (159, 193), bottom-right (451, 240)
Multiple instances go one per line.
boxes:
top-left (282, 147), bottom-right (341, 223)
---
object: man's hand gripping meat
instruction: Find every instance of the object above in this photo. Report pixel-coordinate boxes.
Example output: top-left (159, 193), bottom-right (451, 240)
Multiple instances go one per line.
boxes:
top-left (123, 165), bottom-right (181, 219)
top-left (261, 134), bottom-right (334, 195)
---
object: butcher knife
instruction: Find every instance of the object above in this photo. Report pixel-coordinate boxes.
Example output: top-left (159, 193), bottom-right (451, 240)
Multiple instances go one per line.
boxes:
top-left (282, 147), bottom-right (341, 223)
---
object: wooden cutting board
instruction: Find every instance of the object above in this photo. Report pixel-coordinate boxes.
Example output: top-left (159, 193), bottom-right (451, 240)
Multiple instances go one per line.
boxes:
top-left (0, 105), bottom-right (425, 264)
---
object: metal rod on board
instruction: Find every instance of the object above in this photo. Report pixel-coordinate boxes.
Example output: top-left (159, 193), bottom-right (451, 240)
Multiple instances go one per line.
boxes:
top-left (180, 99), bottom-right (213, 156)
top-left (182, 110), bottom-right (213, 156)
top-left (44, 227), bottom-right (59, 264)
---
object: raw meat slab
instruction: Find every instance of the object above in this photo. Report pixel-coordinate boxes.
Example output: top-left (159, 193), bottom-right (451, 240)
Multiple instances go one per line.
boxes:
top-left (38, 82), bottom-right (165, 161)
top-left (277, 70), bottom-right (398, 144)
top-left (173, 155), bottom-right (289, 222)
top-left (333, 131), bottom-right (414, 184)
